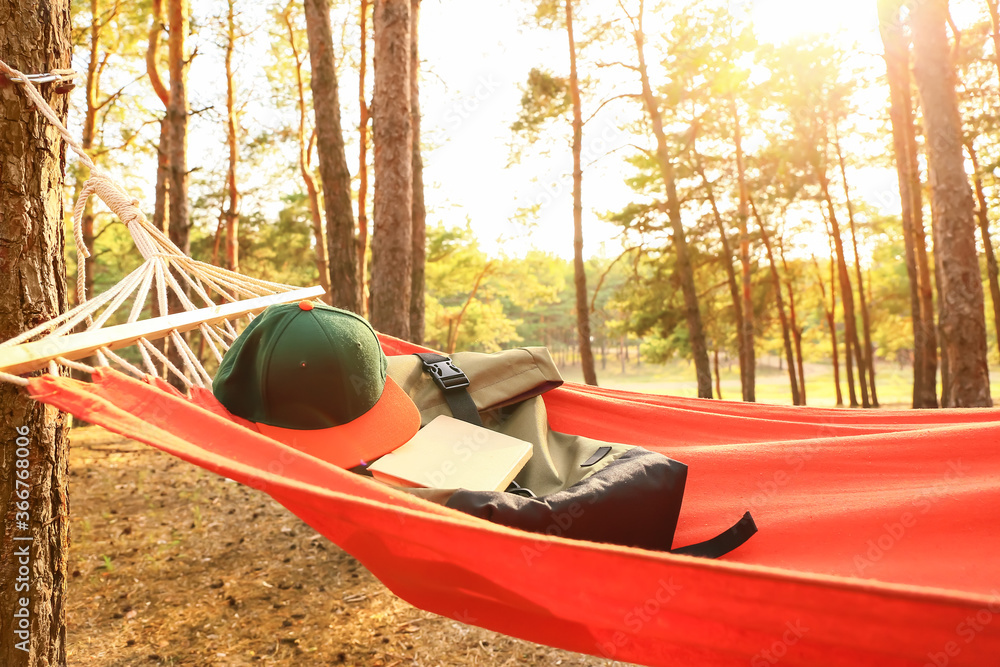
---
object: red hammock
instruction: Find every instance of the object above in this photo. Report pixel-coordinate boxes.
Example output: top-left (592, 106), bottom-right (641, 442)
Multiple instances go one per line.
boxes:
top-left (26, 334), bottom-right (1000, 667)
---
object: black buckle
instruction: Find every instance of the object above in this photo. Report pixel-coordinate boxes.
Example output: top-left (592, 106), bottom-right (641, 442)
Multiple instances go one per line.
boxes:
top-left (422, 358), bottom-right (470, 391)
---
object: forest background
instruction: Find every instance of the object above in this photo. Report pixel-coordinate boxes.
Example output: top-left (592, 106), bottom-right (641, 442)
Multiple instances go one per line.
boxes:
top-left (62, 0), bottom-right (1000, 408)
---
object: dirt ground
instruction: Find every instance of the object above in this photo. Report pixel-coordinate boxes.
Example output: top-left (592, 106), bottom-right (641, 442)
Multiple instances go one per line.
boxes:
top-left (65, 425), bottom-right (629, 667)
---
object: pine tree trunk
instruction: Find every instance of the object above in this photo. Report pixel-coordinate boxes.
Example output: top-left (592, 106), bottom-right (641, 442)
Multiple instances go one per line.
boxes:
top-left (730, 95), bottom-right (755, 402)
top-left (910, 0), bottom-right (992, 407)
top-left (631, 11), bottom-right (712, 398)
top-left (305, 0), bottom-right (361, 313)
top-left (283, 8), bottom-right (331, 304)
top-left (409, 0), bottom-right (426, 345)
top-left (966, 141), bottom-right (1000, 363)
top-left (370, 0), bottom-right (412, 337)
top-left (567, 0), bottom-right (597, 386)
top-left (778, 241), bottom-right (807, 405)
top-left (834, 125), bottom-right (878, 406)
top-left (818, 168), bottom-right (865, 407)
top-left (165, 0), bottom-right (190, 388)
top-left (79, 0), bottom-right (101, 303)
top-left (813, 256), bottom-right (844, 406)
top-left (358, 0), bottom-right (371, 314)
top-left (713, 347), bottom-right (722, 400)
top-left (166, 0), bottom-right (189, 254)
top-left (878, 0), bottom-right (938, 408)
top-left (750, 198), bottom-right (801, 405)
top-left (0, 2), bottom-right (72, 663)
top-left (147, 0), bottom-right (170, 236)
top-left (691, 138), bottom-right (745, 396)
top-left (220, 0), bottom-right (239, 272)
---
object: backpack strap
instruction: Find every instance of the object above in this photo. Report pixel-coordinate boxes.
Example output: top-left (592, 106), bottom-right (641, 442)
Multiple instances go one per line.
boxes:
top-left (671, 511), bottom-right (757, 559)
top-left (414, 352), bottom-right (483, 426)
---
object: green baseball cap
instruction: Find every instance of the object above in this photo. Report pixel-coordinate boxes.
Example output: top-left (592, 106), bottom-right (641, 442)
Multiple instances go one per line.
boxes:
top-left (212, 301), bottom-right (420, 468)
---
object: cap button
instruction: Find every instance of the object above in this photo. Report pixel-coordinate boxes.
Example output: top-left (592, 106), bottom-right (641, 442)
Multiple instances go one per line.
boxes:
top-left (298, 301), bottom-right (314, 311)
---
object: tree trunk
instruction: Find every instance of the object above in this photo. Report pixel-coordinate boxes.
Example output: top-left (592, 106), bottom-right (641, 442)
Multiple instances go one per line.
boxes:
top-left (283, 8), bottom-right (331, 304)
top-left (779, 241), bottom-right (807, 405)
top-left (966, 141), bottom-right (1000, 363)
top-left (0, 3), bottom-right (73, 664)
top-left (358, 0), bottom-right (371, 314)
top-left (730, 95), bottom-right (755, 402)
top-left (221, 0), bottom-right (240, 273)
top-left (305, 0), bottom-right (361, 313)
top-left (165, 0), bottom-right (190, 388)
top-left (691, 137), bottom-right (745, 396)
top-left (147, 0), bottom-right (170, 236)
top-left (813, 255), bottom-right (844, 406)
top-left (79, 0), bottom-right (101, 303)
top-left (446, 262), bottom-right (493, 353)
top-left (409, 0), bottom-right (426, 345)
top-left (567, 0), bottom-right (597, 386)
top-left (750, 198), bottom-right (801, 405)
top-left (713, 347), bottom-right (722, 400)
top-left (166, 0), bottom-right (189, 254)
top-left (878, 0), bottom-right (938, 408)
top-left (630, 5), bottom-right (712, 398)
top-left (369, 0), bottom-right (412, 337)
top-left (818, 166), bottom-right (865, 407)
top-left (910, 0), bottom-right (992, 407)
top-left (833, 124), bottom-right (878, 407)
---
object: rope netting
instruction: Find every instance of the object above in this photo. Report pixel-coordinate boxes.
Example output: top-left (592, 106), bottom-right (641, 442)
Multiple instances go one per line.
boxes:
top-left (0, 58), bottom-right (325, 391)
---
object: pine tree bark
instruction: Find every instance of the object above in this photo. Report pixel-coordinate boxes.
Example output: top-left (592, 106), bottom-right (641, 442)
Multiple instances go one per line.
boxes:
top-left (833, 125), bottom-right (878, 406)
top-left (818, 166), bottom-right (865, 407)
top-left (409, 0), bottom-right (426, 345)
top-left (966, 141), bottom-right (1000, 363)
top-left (691, 138), bottom-right (745, 393)
top-left (910, 0), bottom-right (992, 407)
top-left (0, 2), bottom-right (72, 663)
top-left (813, 255), bottom-right (844, 406)
top-left (370, 0), bottom-right (412, 337)
top-left (878, 0), bottom-right (938, 408)
top-left (164, 0), bottom-right (190, 388)
top-left (730, 95), bottom-right (755, 402)
top-left (358, 0), bottom-right (371, 314)
top-left (750, 198), bottom-right (801, 405)
top-left (283, 8), bottom-right (331, 304)
top-left (630, 3), bottom-right (712, 397)
top-left (779, 241), bottom-right (807, 405)
top-left (166, 0), bottom-right (189, 255)
top-left (221, 0), bottom-right (240, 273)
top-left (567, 0), bottom-right (597, 386)
top-left (79, 0), bottom-right (101, 303)
top-left (305, 0), bottom-right (361, 313)
top-left (147, 0), bottom-right (169, 235)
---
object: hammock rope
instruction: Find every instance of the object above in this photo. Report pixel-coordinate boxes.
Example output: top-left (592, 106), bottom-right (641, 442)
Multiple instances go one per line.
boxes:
top-left (0, 56), bottom-right (323, 390)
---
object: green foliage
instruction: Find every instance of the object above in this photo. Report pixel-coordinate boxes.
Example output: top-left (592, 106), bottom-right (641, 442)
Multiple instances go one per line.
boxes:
top-left (511, 68), bottom-right (571, 139)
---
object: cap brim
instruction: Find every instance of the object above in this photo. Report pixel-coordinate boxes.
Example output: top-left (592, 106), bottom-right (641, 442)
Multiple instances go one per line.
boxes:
top-left (255, 376), bottom-right (420, 469)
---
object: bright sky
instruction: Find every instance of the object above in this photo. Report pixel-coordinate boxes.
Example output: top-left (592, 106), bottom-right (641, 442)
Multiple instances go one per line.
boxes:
top-left (69, 0), bottom-right (908, 265)
top-left (416, 0), bottom-right (900, 261)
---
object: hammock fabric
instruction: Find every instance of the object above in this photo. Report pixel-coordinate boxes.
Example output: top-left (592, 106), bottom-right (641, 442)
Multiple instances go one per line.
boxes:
top-left (25, 334), bottom-right (1000, 667)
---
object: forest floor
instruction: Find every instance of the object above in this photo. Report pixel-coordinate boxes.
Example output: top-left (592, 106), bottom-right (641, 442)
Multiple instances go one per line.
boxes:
top-left (65, 426), bottom-right (632, 667)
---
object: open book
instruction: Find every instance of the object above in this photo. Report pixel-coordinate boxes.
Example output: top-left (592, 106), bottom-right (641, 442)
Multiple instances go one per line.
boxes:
top-left (368, 415), bottom-right (533, 492)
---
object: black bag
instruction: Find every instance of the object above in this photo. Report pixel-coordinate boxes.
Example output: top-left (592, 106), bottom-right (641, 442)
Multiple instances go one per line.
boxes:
top-left (446, 447), bottom-right (756, 557)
